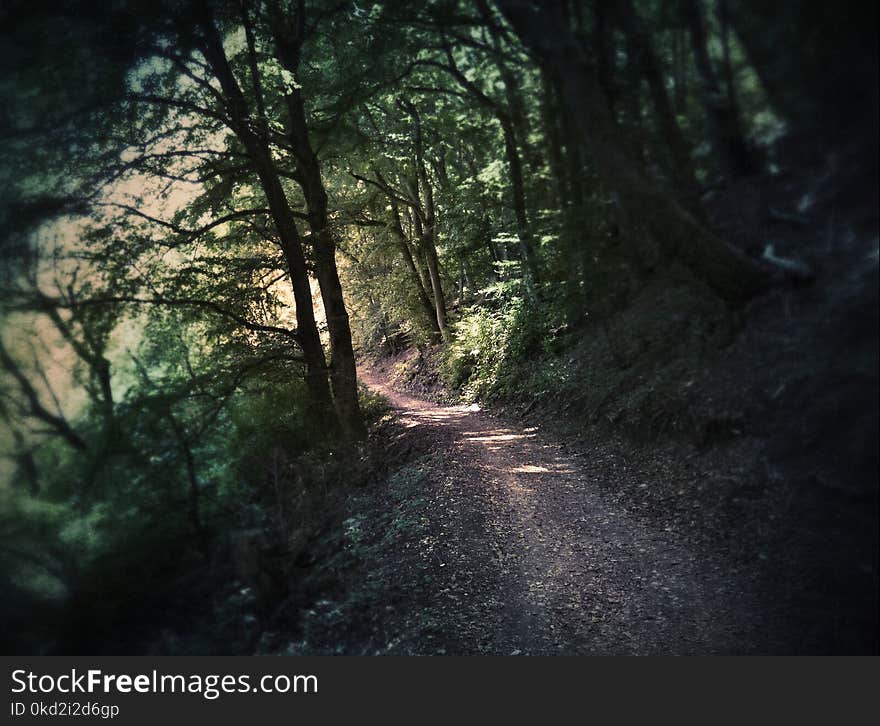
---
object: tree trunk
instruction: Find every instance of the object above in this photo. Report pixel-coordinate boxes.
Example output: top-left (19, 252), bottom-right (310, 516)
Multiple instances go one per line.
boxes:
top-left (423, 240), bottom-right (448, 340)
top-left (539, 68), bottom-right (568, 211)
top-left (408, 190), bottom-right (449, 340)
top-left (672, 29), bottom-right (688, 115)
top-left (259, 163), bottom-right (339, 433)
top-left (620, 37), bottom-right (646, 169)
top-left (404, 205), bottom-right (435, 299)
top-left (311, 234), bottom-right (366, 440)
top-left (541, 68), bottom-right (589, 302)
top-left (499, 113), bottom-right (540, 284)
top-left (725, 0), bottom-right (877, 146)
top-left (496, 0), bottom-right (768, 306)
top-left (167, 410), bottom-right (209, 556)
top-left (680, 0), bottom-right (756, 178)
top-left (390, 199), bottom-right (441, 336)
top-left (435, 32), bottom-right (540, 286)
top-left (593, 0), bottom-right (617, 116)
top-left (268, 9), bottom-right (366, 440)
top-left (402, 102), bottom-right (450, 340)
top-left (192, 15), bottom-right (341, 435)
top-left (614, 0), bottom-right (700, 198)
top-left (289, 125), bottom-right (366, 440)
top-left (716, 0), bottom-right (738, 116)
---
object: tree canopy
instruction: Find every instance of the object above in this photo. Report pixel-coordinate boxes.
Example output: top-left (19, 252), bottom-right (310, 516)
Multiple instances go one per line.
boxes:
top-left (1, 0), bottom-right (876, 654)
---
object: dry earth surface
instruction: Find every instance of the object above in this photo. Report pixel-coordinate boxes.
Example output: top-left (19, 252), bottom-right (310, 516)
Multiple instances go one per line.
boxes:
top-left (348, 370), bottom-right (785, 655)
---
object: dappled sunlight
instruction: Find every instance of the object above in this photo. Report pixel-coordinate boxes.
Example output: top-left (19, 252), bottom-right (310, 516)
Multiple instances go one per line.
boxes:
top-left (511, 464), bottom-right (550, 473)
top-left (461, 430), bottom-right (537, 444)
top-left (416, 409), bottom-right (471, 421)
top-left (398, 406), bottom-right (474, 427)
top-left (2, 0), bottom-right (873, 661)
top-left (364, 378), bottom-right (579, 492)
top-left (507, 463), bottom-right (576, 476)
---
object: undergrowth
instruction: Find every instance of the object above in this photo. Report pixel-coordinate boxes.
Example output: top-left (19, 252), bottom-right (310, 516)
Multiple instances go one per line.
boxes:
top-left (441, 276), bottom-right (570, 402)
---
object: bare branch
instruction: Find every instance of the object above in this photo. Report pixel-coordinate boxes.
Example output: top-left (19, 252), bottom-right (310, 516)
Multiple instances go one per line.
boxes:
top-left (0, 340), bottom-right (88, 451)
top-left (43, 294), bottom-right (302, 343)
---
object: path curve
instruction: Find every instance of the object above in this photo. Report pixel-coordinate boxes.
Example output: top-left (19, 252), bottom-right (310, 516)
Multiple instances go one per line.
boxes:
top-left (361, 371), bottom-right (768, 654)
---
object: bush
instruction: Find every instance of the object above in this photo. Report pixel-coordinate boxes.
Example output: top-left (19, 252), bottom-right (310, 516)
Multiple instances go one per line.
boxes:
top-left (441, 278), bottom-right (565, 401)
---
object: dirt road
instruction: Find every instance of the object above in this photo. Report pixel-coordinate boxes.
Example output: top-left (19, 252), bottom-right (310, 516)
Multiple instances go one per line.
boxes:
top-left (358, 371), bottom-right (775, 655)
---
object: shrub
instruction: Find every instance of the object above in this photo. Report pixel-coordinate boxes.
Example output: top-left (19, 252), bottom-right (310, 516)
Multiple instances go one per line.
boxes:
top-left (441, 276), bottom-right (565, 401)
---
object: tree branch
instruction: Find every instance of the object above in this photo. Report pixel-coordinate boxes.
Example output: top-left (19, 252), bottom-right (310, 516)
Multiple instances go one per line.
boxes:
top-left (0, 340), bottom-right (88, 451)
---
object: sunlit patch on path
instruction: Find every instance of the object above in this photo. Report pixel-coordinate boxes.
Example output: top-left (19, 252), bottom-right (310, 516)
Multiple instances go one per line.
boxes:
top-left (359, 369), bottom-right (771, 654)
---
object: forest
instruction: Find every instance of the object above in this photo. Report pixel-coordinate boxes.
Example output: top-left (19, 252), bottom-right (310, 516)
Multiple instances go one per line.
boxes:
top-left (0, 0), bottom-right (876, 655)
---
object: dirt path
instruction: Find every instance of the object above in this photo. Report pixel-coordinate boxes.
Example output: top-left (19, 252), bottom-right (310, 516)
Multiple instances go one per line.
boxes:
top-left (360, 371), bottom-right (774, 654)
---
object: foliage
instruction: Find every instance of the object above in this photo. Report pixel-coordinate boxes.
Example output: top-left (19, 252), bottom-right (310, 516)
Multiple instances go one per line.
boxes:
top-left (0, 0), bottom-right (871, 653)
top-left (441, 273), bottom-right (567, 401)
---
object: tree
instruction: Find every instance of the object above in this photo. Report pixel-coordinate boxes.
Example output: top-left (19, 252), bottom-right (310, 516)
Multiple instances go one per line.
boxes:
top-left (495, 0), bottom-right (767, 305)
top-left (679, 0), bottom-right (757, 177)
top-left (725, 0), bottom-right (878, 152)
